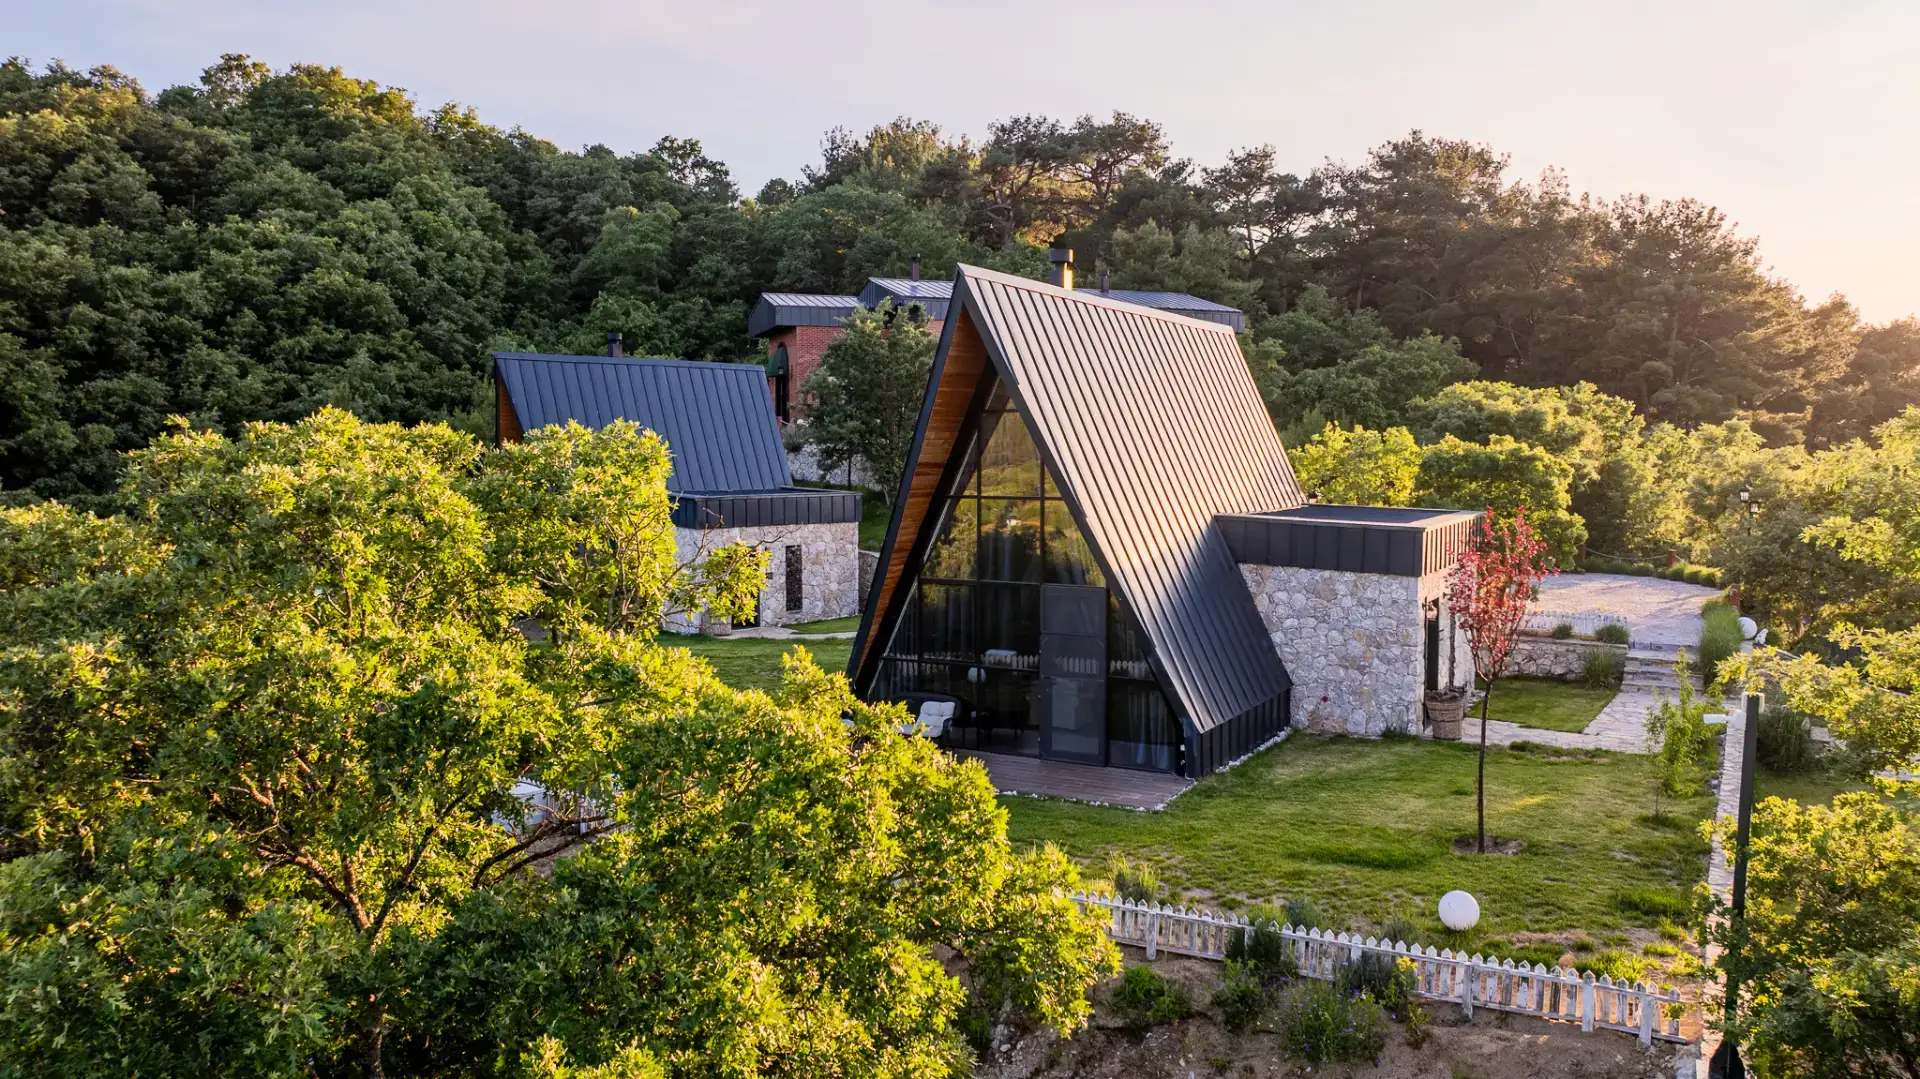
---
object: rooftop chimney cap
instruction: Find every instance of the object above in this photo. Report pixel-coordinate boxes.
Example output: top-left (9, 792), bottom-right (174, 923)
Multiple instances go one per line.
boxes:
top-left (1048, 247), bottom-right (1074, 264)
top-left (607, 331), bottom-right (623, 359)
top-left (909, 253), bottom-right (921, 281)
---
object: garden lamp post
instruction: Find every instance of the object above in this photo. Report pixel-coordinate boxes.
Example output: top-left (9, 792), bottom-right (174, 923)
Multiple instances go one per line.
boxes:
top-left (1708, 692), bottom-right (1762, 1079)
top-left (1738, 484), bottom-right (1760, 535)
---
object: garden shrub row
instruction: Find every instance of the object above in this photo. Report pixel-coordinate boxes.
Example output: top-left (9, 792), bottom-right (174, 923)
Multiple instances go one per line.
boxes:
top-left (1586, 557), bottom-right (1724, 587)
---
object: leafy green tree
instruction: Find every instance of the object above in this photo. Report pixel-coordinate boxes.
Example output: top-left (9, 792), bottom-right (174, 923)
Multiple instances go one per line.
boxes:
top-left (1289, 424), bottom-right (1421, 506)
top-left (0, 410), bottom-right (1116, 1076)
top-left (1414, 435), bottom-right (1585, 563)
top-left (803, 301), bottom-right (938, 505)
top-left (1641, 652), bottom-right (1713, 819)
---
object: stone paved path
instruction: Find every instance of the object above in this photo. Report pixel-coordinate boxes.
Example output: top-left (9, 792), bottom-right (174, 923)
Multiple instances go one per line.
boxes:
top-left (1441, 574), bottom-right (1721, 754)
top-left (716, 626), bottom-right (856, 640)
top-left (1460, 684), bottom-right (1667, 753)
top-left (1531, 573), bottom-right (1721, 648)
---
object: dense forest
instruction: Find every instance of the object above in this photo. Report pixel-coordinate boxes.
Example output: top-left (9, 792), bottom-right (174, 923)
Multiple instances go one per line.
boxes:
top-left (3, 53), bottom-right (1919, 640)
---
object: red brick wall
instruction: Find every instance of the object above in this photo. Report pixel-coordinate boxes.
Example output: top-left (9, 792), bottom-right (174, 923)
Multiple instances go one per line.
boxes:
top-left (766, 318), bottom-right (947, 421)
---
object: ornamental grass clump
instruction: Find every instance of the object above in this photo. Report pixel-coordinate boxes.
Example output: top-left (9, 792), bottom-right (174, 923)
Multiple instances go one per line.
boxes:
top-left (1698, 600), bottom-right (1744, 687)
top-left (1226, 919), bottom-right (1299, 987)
top-left (1275, 980), bottom-right (1390, 1064)
top-left (1113, 964), bottom-right (1191, 1034)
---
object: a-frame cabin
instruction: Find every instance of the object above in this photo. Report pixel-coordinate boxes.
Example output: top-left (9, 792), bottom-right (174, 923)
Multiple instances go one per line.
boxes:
top-left (851, 265), bottom-right (1305, 779)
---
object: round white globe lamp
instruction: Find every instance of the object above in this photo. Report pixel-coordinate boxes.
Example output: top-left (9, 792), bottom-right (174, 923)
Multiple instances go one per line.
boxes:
top-left (1738, 616), bottom-right (1759, 640)
top-left (1438, 890), bottom-right (1480, 932)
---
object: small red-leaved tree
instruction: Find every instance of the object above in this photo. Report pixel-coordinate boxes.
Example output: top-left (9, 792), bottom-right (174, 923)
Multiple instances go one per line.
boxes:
top-left (1447, 507), bottom-right (1555, 854)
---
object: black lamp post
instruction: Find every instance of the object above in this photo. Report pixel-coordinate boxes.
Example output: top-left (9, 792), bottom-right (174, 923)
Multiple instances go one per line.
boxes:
top-left (1708, 692), bottom-right (1762, 1079)
top-left (1738, 484), bottom-right (1760, 535)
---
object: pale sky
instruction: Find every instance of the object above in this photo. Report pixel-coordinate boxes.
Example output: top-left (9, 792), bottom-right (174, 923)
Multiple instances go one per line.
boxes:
top-left (12, 0), bottom-right (1920, 323)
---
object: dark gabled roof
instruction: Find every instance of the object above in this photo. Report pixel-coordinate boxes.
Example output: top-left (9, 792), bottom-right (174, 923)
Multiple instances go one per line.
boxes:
top-left (754, 278), bottom-right (1248, 336)
top-left (855, 266), bottom-right (1302, 740)
top-left (1096, 289), bottom-right (1247, 333)
top-left (493, 353), bottom-right (792, 494)
top-left (748, 292), bottom-right (858, 337)
top-left (857, 278), bottom-right (954, 321)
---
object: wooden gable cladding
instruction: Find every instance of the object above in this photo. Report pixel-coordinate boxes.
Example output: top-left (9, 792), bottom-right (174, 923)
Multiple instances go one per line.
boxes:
top-left (853, 305), bottom-right (989, 680)
top-left (495, 378), bottom-right (523, 444)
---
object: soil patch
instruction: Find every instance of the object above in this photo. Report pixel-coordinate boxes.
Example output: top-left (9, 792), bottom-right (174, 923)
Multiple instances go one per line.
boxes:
top-left (1453, 834), bottom-right (1527, 855)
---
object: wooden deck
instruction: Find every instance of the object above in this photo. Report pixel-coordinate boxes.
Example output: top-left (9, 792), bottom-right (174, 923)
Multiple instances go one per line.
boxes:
top-left (953, 750), bottom-right (1192, 810)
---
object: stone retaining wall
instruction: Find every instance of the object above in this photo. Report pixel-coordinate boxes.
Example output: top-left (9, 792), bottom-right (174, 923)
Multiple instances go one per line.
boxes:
top-left (1510, 635), bottom-right (1626, 680)
top-left (668, 521), bottom-right (860, 631)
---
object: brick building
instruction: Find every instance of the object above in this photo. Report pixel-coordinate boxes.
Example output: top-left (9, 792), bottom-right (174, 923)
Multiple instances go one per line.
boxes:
top-left (748, 254), bottom-right (1247, 427)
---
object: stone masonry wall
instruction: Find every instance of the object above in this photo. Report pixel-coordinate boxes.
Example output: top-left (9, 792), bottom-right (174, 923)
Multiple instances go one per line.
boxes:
top-left (1418, 570), bottom-right (1477, 697)
top-left (1241, 565), bottom-right (1420, 735)
top-left (667, 521), bottom-right (860, 632)
top-left (1508, 635), bottom-right (1624, 680)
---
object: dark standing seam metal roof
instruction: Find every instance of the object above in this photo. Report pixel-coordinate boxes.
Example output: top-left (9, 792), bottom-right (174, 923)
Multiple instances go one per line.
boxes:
top-left (748, 293), bottom-right (859, 337)
top-left (493, 353), bottom-right (793, 494)
top-left (1096, 289), bottom-right (1247, 333)
top-left (952, 266), bottom-right (1303, 736)
top-left (858, 278), bottom-right (955, 321)
top-left (755, 280), bottom-right (1246, 335)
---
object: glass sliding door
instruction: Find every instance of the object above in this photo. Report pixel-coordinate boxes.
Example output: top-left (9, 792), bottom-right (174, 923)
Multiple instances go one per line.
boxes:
top-left (1039, 584), bottom-right (1106, 764)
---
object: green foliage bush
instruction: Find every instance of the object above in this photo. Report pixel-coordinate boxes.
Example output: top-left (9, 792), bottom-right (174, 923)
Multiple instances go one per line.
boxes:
top-left (1284, 897), bottom-right (1328, 931)
top-left (1582, 648), bottom-right (1625, 688)
top-left (1102, 853), bottom-right (1161, 904)
top-left (1551, 622), bottom-right (1575, 639)
top-left (1113, 964), bottom-right (1191, 1033)
top-left (1336, 953), bottom-right (1419, 1020)
top-left (1756, 700), bottom-right (1821, 775)
top-left (1276, 980), bottom-right (1390, 1063)
top-left (1226, 920), bottom-right (1299, 987)
top-left (1593, 622), bottom-right (1631, 645)
top-left (1699, 601), bottom-right (1744, 685)
top-left (1212, 960), bottom-right (1267, 1034)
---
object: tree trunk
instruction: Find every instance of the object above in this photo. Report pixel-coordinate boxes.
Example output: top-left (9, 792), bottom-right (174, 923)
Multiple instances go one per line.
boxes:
top-left (359, 1002), bottom-right (386, 1079)
top-left (1477, 680), bottom-right (1494, 855)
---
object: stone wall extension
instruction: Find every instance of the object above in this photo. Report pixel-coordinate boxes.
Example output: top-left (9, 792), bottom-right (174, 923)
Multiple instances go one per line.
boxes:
top-left (1509, 635), bottom-right (1627, 680)
top-left (668, 521), bottom-right (860, 632)
top-left (1241, 565), bottom-right (1458, 736)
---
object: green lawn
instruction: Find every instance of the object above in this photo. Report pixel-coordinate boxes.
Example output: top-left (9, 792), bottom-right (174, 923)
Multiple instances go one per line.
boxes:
top-left (1480, 676), bottom-right (1617, 733)
top-left (1005, 735), bottom-right (1711, 946)
top-left (669, 635), bottom-right (854, 693)
top-left (1755, 765), bottom-right (1874, 806)
top-left (788, 615), bottom-right (862, 634)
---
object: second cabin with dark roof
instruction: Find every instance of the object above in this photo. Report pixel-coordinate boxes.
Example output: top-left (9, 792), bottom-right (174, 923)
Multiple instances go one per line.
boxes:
top-left (494, 344), bottom-right (863, 631)
top-left (852, 263), bottom-right (1479, 783)
top-left (749, 251), bottom-right (1248, 430)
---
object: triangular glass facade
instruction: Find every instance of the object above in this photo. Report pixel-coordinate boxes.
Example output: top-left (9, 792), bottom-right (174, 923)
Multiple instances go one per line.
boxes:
top-left (872, 378), bottom-right (1184, 772)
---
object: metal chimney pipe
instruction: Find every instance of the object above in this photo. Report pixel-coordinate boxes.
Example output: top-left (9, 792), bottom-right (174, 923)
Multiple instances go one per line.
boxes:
top-left (607, 332), bottom-right (623, 358)
top-left (1100, 266), bottom-right (1111, 294)
top-left (1047, 247), bottom-right (1075, 291)
top-left (909, 253), bottom-right (920, 282)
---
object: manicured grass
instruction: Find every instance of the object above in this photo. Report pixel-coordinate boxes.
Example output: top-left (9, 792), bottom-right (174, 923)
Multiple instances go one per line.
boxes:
top-left (669, 635), bottom-right (853, 693)
top-left (1004, 734), bottom-right (1712, 944)
top-left (1755, 765), bottom-right (1874, 807)
top-left (859, 497), bottom-right (892, 551)
top-left (1478, 676), bottom-right (1617, 733)
top-left (788, 615), bottom-right (862, 634)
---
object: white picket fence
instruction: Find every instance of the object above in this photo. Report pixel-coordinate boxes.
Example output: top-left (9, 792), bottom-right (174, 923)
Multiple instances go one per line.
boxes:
top-left (1521, 608), bottom-right (1636, 642)
top-left (1074, 892), bottom-right (1689, 1045)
